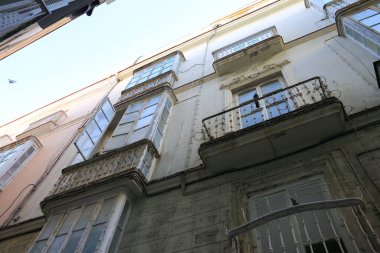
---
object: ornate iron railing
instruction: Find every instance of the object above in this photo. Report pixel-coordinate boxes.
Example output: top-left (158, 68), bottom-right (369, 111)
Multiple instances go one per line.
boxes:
top-left (324, 0), bottom-right (359, 19)
top-left (212, 27), bottom-right (278, 60)
top-left (202, 77), bottom-right (330, 140)
top-left (48, 141), bottom-right (156, 196)
top-left (117, 71), bottom-right (176, 106)
top-left (228, 198), bottom-right (380, 253)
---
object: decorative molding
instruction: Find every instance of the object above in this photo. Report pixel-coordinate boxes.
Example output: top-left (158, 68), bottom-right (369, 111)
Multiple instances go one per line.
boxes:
top-left (220, 59), bottom-right (291, 90)
top-left (0, 136), bottom-right (42, 153)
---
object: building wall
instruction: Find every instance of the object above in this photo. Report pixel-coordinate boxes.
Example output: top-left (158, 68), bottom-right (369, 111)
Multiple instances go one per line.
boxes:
top-left (1, 0), bottom-right (380, 252)
top-left (119, 114), bottom-right (380, 252)
top-left (0, 77), bottom-right (117, 225)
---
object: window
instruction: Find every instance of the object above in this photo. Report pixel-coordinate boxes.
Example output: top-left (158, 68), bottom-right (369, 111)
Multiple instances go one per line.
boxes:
top-left (0, 139), bottom-right (38, 190)
top-left (152, 99), bottom-right (172, 149)
top-left (249, 180), bottom-right (347, 253)
top-left (104, 94), bottom-right (172, 177)
top-left (71, 98), bottom-right (115, 165)
top-left (351, 7), bottom-right (380, 32)
top-left (126, 55), bottom-right (176, 89)
top-left (343, 4), bottom-right (380, 56)
top-left (237, 79), bottom-right (291, 128)
top-left (105, 94), bottom-right (172, 152)
top-left (30, 194), bottom-right (129, 253)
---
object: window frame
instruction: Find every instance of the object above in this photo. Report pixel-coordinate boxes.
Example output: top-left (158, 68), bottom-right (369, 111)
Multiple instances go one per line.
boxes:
top-left (247, 177), bottom-right (353, 253)
top-left (71, 97), bottom-right (115, 165)
top-left (0, 137), bottom-right (40, 190)
top-left (29, 192), bottom-right (129, 253)
top-left (235, 77), bottom-right (293, 129)
top-left (341, 3), bottom-right (380, 57)
top-left (104, 92), bottom-right (173, 153)
top-left (126, 54), bottom-right (177, 89)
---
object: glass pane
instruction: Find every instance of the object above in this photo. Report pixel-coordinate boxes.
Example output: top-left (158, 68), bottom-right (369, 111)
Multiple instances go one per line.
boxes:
top-left (113, 123), bottom-right (133, 136)
top-left (47, 234), bottom-right (66, 253)
top-left (71, 153), bottom-right (84, 165)
top-left (267, 102), bottom-right (289, 118)
top-left (87, 121), bottom-right (102, 143)
top-left (95, 111), bottom-right (108, 131)
top-left (241, 111), bottom-right (263, 128)
top-left (58, 208), bottom-right (81, 235)
top-left (162, 108), bottom-right (169, 122)
top-left (75, 203), bottom-right (96, 230)
top-left (158, 116), bottom-right (165, 133)
top-left (30, 240), bottom-right (47, 253)
top-left (165, 99), bottom-right (172, 110)
top-left (82, 224), bottom-right (106, 253)
top-left (351, 9), bottom-right (377, 20)
top-left (238, 89), bottom-right (257, 104)
top-left (76, 133), bottom-right (94, 159)
top-left (62, 229), bottom-right (84, 253)
top-left (261, 81), bottom-right (282, 95)
top-left (153, 130), bottom-right (163, 149)
top-left (25, 146), bottom-right (35, 156)
top-left (361, 14), bottom-right (380, 26)
top-left (0, 173), bottom-right (11, 187)
top-left (373, 23), bottom-right (380, 32)
top-left (139, 76), bottom-right (148, 83)
top-left (120, 112), bottom-right (139, 124)
top-left (135, 115), bottom-right (154, 129)
top-left (102, 100), bottom-right (115, 121)
top-left (39, 214), bottom-right (63, 239)
top-left (95, 197), bottom-right (116, 224)
top-left (140, 104), bottom-right (157, 118)
top-left (162, 66), bottom-right (172, 73)
top-left (126, 102), bottom-right (143, 113)
top-left (147, 95), bottom-right (161, 107)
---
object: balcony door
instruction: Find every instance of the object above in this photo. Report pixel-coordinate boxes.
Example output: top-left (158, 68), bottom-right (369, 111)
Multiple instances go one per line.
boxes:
top-left (238, 80), bottom-right (291, 128)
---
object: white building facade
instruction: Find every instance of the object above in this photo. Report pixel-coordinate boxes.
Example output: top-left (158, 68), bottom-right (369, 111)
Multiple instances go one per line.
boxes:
top-left (0, 0), bottom-right (380, 252)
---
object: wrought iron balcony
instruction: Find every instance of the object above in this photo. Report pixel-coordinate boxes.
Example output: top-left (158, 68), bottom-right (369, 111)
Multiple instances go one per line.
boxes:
top-left (324, 0), bottom-right (359, 20)
top-left (212, 27), bottom-right (284, 74)
top-left (213, 27), bottom-right (278, 60)
top-left (46, 140), bottom-right (157, 198)
top-left (203, 77), bottom-right (330, 140)
top-left (228, 198), bottom-right (380, 253)
top-left (199, 77), bottom-right (346, 173)
top-left (115, 71), bottom-right (176, 108)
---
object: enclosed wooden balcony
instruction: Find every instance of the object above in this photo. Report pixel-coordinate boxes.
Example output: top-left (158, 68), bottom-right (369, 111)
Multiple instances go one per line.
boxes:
top-left (199, 77), bottom-right (346, 174)
top-left (45, 140), bottom-right (158, 201)
top-left (212, 27), bottom-right (284, 75)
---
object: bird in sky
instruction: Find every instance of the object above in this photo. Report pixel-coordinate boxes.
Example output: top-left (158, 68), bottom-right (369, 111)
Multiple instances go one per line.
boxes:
top-left (8, 79), bottom-right (16, 84)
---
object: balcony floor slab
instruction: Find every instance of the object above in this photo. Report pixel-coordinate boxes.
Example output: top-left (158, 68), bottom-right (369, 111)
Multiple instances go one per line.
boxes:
top-left (199, 98), bottom-right (346, 174)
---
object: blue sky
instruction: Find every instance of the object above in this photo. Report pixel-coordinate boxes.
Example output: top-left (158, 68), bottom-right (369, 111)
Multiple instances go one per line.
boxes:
top-left (0, 0), bottom-right (252, 125)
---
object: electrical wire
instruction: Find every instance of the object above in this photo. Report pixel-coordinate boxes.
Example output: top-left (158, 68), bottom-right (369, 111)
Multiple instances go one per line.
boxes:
top-left (0, 184), bottom-right (35, 219)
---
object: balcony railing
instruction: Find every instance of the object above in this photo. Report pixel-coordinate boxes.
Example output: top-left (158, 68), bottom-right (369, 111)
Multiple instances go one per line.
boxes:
top-left (212, 27), bottom-right (278, 61)
top-left (116, 71), bottom-right (176, 107)
top-left (228, 198), bottom-right (380, 253)
top-left (324, 0), bottom-right (359, 19)
top-left (48, 141), bottom-right (157, 197)
top-left (202, 77), bottom-right (330, 140)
